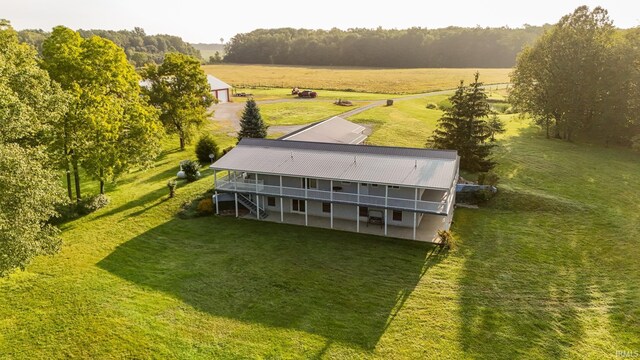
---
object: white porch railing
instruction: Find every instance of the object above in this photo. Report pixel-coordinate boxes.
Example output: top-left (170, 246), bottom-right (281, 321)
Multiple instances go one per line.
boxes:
top-left (215, 174), bottom-right (449, 214)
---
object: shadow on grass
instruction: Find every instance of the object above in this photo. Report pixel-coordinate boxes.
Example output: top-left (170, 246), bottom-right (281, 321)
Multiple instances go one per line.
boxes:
top-left (98, 216), bottom-right (444, 349)
top-left (456, 127), bottom-right (640, 358)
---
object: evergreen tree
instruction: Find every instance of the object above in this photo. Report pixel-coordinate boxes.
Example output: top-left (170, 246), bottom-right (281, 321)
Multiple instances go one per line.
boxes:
top-left (429, 72), bottom-right (495, 172)
top-left (487, 114), bottom-right (506, 142)
top-left (237, 99), bottom-right (268, 140)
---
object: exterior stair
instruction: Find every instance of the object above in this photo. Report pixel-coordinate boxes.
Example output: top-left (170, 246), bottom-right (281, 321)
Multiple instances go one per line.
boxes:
top-left (237, 193), bottom-right (268, 219)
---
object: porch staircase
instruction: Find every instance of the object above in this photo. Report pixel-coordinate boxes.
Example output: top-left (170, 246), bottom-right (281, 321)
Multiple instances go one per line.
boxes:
top-left (237, 193), bottom-right (269, 219)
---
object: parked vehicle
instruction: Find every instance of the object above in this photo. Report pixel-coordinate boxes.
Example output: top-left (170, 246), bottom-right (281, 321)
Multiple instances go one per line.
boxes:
top-left (298, 89), bottom-right (317, 98)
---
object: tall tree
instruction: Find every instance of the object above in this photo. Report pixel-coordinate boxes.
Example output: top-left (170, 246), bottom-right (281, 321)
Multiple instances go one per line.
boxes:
top-left (237, 98), bottom-right (268, 140)
top-left (42, 26), bottom-right (163, 198)
top-left (142, 53), bottom-right (214, 150)
top-left (510, 6), bottom-right (638, 144)
top-left (429, 73), bottom-right (494, 172)
top-left (0, 20), bottom-right (67, 275)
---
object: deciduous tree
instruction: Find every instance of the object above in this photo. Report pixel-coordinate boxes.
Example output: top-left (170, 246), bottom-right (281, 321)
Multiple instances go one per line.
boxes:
top-left (0, 20), bottom-right (67, 275)
top-left (142, 53), bottom-right (214, 150)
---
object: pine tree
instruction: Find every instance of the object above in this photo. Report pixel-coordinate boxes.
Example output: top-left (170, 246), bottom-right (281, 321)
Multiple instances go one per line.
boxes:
top-left (487, 114), bottom-right (506, 142)
top-left (237, 99), bottom-right (268, 140)
top-left (429, 72), bottom-right (495, 172)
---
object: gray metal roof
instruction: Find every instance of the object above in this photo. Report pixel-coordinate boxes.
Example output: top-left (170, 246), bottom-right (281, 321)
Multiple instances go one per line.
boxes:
top-left (280, 116), bottom-right (367, 144)
top-left (212, 139), bottom-right (459, 189)
top-left (207, 74), bottom-right (231, 90)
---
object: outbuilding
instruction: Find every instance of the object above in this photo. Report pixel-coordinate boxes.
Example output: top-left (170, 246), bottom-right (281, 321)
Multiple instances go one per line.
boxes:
top-left (207, 74), bottom-right (232, 103)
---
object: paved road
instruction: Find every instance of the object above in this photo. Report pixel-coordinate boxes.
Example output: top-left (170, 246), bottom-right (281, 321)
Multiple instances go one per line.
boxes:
top-left (210, 84), bottom-right (510, 136)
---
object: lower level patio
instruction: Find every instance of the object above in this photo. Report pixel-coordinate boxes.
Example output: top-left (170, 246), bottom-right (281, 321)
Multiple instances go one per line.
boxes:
top-left (240, 210), bottom-right (449, 243)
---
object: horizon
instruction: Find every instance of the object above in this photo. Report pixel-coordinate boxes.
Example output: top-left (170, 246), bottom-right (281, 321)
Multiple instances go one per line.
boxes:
top-left (3, 0), bottom-right (638, 44)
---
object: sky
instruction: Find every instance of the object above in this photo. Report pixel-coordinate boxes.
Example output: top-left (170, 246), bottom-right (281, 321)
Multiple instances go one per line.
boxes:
top-left (2, 0), bottom-right (638, 43)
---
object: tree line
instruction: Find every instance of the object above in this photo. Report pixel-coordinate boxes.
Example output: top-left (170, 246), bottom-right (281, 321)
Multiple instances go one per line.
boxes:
top-left (18, 27), bottom-right (201, 67)
top-left (1, 21), bottom-right (213, 276)
top-left (223, 26), bottom-right (547, 68)
top-left (510, 6), bottom-right (640, 145)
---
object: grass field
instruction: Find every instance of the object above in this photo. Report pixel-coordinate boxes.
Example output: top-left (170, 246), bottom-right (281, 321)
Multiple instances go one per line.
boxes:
top-left (1, 105), bottom-right (639, 357)
top-left (260, 101), bottom-right (368, 126)
top-left (231, 88), bottom-right (394, 102)
top-left (203, 64), bottom-right (511, 94)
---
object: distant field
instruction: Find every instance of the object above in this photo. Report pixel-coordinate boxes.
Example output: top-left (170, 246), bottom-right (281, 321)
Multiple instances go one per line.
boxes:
top-left (191, 43), bottom-right (225, 59)
top-left (203, 64), bottom-right (511, 94)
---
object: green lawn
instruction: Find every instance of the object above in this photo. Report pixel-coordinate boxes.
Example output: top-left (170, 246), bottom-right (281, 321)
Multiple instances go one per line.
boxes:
top-left (261, 101), bottom-right (368, 126)
top-left (232, 88), bottom-right (394, 102)
top-left (0, 116), bottom-right (638, 357)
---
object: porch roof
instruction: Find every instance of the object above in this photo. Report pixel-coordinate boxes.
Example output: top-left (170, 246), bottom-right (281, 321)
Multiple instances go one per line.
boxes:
top-left (211, 138), bottom-right (459, 190)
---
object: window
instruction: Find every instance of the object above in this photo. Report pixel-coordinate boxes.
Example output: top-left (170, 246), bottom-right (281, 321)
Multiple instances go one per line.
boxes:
top-left (390, 185), bottom-right (400, 189)
top-left (302, 178), bottom-right (317, 189)
top-left (267, 196), bottom-right (276, 207)
top-left (361, 183), bottom-right (368, 187)
top-left (292, 199), bottom-right (306, 213)
top-left (393, 210), bottom-right (403, 221)
top-left (322, 202), bottom-right (331, 213)
top-left (371, 184), bottom-right (378, 187)
top-left (359, 206), bottom-right (368, 217)
top-left (342, 181), bottom-right (351, 185)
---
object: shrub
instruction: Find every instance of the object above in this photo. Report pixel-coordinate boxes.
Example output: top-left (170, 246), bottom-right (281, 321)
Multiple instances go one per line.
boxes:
top-left (425, 103), bottom-right (437, 110)
top-left (221, 146), bottom-right (234, 156)
top-left (478, 171), bottom-right (500, 186)
top-left (438, 230), bottom-right (457, 250)
top-left (195, 135), bottom-right (218, 164)
top-left (78, 194), bottom-right (110, 214)
top-left (181, 160), bottom-right (201, 182)
top-left (196, 198), bottom-right (214, 215)
top-left (437, 99), bottom-right (452, 110)
top-left (167, 180), bottom-right (177, 198)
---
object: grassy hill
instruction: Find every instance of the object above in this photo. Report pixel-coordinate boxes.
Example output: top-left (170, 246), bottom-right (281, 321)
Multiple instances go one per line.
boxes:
top-left (0, 96), bottom-right (638, 358)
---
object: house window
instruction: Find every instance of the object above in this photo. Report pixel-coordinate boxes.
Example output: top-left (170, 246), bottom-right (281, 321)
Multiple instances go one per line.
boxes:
top-left (302, 178), bottom-right (317, 189)
top-left (292, 199), bottom-right (306, 213)
top-left (390, 185), bottom-right (400, 189)
top-left (393, 210), bottom-right (403, 221)
top-left (371, 184), bottom-right (378, 187)
top-left (322, 202), bottom-right (331, 213)
top-left (359, 206), bottom-right (368, 217)
top-left (267, 196), bottom-right (276, 207)
top-left (342, 181), bottom-right (351, 185)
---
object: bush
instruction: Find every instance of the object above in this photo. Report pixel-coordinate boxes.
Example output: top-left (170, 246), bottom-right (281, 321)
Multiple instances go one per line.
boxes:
top-left (167, 180), bottom-right (177, 198)
top-left (437, 99), bottom-right (452, 110)
top-left (196, 198), bottom-right (214, 215)
top-left (438, 230), bottom-right (457, 250)
top-left (78, 194), bottom-right (110, 214)
top-left (195, 135), bottom-right (218, 164)
top-left (425, 103), bottom-right (437, 110)
top-left (181, 160), bottom-right (201, 182)
top-left (478, 171), bottom-right (500, 186)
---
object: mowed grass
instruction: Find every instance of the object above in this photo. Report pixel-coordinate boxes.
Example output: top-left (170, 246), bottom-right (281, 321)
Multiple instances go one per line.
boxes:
top-left (231, 88), bottom-right (394, 102)
top-left (350, 95), bottom-right (450, 147)
top-left (204, 64), bottom-right (511, 94)
top-left (261, 101), bottom-right (368, 126)
top-left (0, 115), bottom-right (639, 357)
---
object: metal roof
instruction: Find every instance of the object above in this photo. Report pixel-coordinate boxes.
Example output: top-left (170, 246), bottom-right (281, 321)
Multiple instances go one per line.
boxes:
top-left (212, 139), bottom-right (459, 189)
top-left (280, 116), bottom-right (367, 144)
top-left (207, 74), bottom-right (231, 90)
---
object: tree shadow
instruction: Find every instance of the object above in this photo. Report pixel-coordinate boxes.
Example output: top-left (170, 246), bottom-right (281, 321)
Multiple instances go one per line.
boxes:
top-left (456, 127), bottom-right (640, 358)
top-left (98, 217), bottom-right (444, 349)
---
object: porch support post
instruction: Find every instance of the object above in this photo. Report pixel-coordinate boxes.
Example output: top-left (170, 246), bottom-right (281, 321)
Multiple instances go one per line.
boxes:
top-left (235, 193), bottom-right (239, 217)
top-left (215, 191), bottom-right (219, 215)
top-left (413, 188), bottom-right (418, 240)
top-left (213, 169), bottom-right (218, 189)
top-left (330, 180), bottom-right (334, 229)
top-left (255, 173), bottom-right (259, 220)
top-left (280, 176), bottom-right (284, 222)
top-left (305, 200), bottom-right (308, 226)
top-left (384, 185), bottom-right (388, 236)
top-left (356, 183), bottom-right (360, 233)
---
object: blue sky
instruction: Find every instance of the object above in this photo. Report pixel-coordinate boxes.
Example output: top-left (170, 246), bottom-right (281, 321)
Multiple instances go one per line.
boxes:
top-left (2, 0), bottom-right (638, 43)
